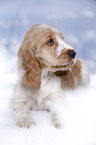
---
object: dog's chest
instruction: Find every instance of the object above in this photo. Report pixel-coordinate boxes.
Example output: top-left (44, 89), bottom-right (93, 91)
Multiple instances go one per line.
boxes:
top-left (38, 73), bottom-right (62, 101)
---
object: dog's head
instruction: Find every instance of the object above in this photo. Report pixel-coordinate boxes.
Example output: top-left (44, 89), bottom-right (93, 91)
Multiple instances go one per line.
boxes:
top-left (18, 24), bottom-right (76, 90)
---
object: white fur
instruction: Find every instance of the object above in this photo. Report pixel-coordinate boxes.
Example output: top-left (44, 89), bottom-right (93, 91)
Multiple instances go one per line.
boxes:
top-left (56, 34), bottom-right (73, 56)
top-left (12, 70), bottom-right (64, 128)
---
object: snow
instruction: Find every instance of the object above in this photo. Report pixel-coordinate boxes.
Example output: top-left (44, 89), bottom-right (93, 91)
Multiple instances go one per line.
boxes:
top-left (0, 72), bottom-right (96, 145)
top-left (0, 0), bottom-right (96, 144)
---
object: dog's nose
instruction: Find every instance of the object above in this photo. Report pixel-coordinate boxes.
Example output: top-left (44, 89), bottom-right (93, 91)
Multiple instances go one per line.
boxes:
top-left (68, 50), bottom-right (76, 59)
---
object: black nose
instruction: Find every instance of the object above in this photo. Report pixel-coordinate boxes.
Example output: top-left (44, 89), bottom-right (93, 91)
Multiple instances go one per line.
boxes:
top-left (68, 50), bottom-right (76, 59)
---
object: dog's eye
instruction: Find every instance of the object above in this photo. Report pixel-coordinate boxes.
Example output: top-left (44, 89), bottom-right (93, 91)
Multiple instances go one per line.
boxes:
top-left (46, 39), bottom-right (54, 45)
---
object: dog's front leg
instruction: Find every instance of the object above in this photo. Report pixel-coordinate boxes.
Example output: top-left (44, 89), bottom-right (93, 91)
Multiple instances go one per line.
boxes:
top-left (51, 111), bottom-right (63, 128)
top-left (11, 100), bottom-right (36, 128)
top-left (46, 93), bottom-right (64, 128)
top-left (11, 83), bottom-right (36, 128)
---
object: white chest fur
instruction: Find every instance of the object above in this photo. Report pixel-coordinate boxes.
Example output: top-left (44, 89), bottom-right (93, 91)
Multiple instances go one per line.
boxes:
top-left (38, 72), bottom-right (62, 104)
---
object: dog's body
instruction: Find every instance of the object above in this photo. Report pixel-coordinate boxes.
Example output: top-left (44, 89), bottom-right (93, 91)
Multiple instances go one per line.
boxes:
top-left (12, 24), bottom-right (89, 128)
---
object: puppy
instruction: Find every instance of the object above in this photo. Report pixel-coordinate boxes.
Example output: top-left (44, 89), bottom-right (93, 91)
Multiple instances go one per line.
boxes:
top-left (11, 24), bottom-right (89, 128)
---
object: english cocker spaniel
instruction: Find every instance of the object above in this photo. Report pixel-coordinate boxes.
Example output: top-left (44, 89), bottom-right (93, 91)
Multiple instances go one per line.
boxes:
top-left (11, 24), bottom-right (89, 128)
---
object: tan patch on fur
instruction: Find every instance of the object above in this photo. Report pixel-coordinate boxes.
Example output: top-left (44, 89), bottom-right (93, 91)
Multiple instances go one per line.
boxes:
top-left (54, 59), bottom-right (82, 89)
top-left (57, 49), bottom-right (72, 64)
top-left (18, 40), bottom-right (42, 90)
top-left (38, 34), bottom-right (58, 68)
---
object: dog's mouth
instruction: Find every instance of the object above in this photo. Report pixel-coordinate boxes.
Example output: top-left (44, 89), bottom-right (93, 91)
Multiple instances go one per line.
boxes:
top-left (50, 59), bottom-right (75, 72)
top-left (39, 56), bottom-right (76, 72)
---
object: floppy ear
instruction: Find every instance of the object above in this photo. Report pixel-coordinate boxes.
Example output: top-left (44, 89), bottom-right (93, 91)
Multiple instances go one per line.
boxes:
top-left (54, 59), bottom-right (82, 89)
top-left (18, 40), bottom-right (43, 90)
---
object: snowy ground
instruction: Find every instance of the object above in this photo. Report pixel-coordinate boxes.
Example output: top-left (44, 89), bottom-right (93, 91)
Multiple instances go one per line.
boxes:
top-left (0, 0), bottom-right (96, 145)
top-left (0, 73), bottom-right (96, 145)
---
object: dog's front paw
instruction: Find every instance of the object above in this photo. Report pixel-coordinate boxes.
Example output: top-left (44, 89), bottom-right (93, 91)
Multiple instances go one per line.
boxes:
top-left (16, 117), bottom-right (36, 128)
top-left (53, 121), bottom-right (62, 128)
top-left (51, 113), bottom-right (64, 129)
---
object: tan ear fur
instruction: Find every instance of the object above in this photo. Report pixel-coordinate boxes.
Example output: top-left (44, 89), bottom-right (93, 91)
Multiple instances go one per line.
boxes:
top-left (18, 40), bottom-right (42, 90)
top-left (54, 70), bottom-right (75, 89)
top-left (54, 59), bottom-right (82, 89)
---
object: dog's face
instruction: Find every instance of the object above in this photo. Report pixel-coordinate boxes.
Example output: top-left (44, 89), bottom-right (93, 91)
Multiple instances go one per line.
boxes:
top-left (24, 24), bottom-right (76, 72)
top-left (18, 24), bottom-right (76, 89)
